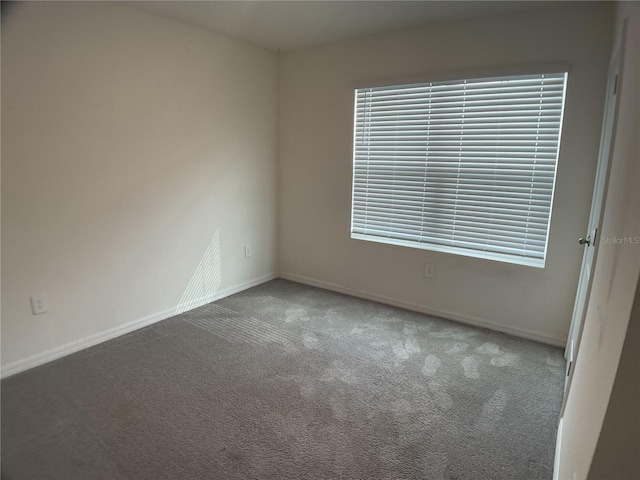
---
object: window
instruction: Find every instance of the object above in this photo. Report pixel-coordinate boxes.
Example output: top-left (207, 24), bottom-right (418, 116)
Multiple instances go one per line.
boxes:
top-left (351, 71), bottom-right (568, 267)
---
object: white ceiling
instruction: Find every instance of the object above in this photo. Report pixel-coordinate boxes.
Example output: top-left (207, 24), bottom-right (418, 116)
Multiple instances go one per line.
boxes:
top-left (125, 1), bottom-right (572, 52)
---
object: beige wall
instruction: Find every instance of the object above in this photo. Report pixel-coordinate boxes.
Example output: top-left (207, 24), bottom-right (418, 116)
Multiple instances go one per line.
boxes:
top-left (557, 2), bottom-right (640, 479)
top-left (588, 274), bottom-right (640, 479)
top-left (1, 2), bottom-right (278, 373)
top-left (278, 4), bottom-right (613, 345)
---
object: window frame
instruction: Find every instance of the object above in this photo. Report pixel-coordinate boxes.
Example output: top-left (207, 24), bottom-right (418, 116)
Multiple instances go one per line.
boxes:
top-left (349, 66), bottom-right (570, 268)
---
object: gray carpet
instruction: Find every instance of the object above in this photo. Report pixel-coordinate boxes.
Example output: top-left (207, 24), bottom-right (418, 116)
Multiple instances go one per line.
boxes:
top-left (1, 279), bottom-right (565, 479)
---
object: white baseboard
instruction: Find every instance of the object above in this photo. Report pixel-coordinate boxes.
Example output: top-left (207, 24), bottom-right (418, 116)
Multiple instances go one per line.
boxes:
top-left (1, 273), bottom-right (278, 379)
top-left (279, 272), bottom-right (566, 348)
top-left (553, 416), bottom-right (564, 480)
top-left (2, 269), bottom-right (564, 379)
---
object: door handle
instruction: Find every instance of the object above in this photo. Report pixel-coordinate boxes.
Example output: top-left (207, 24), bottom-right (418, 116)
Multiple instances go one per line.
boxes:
top-left (578, 236), bottom-right (591, 246)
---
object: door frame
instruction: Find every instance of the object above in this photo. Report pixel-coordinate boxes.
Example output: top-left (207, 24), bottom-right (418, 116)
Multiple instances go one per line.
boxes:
top-left (560, 21), bottom-right (627, 417)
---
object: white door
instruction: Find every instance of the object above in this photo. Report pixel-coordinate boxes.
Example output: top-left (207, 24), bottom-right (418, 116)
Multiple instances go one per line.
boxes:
top-left (562, 24), bottom-right (627, 408)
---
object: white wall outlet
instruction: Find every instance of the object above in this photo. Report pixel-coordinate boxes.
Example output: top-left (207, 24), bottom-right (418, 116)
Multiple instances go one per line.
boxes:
top-left (425, 263), bottom-right (435, 278)
top-left (30, 294), bottom-right (48, 315)
top-left (244, 245), bottom-right (252, 258)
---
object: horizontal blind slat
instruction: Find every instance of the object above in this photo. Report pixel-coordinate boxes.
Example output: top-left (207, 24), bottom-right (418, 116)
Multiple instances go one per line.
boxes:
top-left (351, 71), bottom-right (567, 265)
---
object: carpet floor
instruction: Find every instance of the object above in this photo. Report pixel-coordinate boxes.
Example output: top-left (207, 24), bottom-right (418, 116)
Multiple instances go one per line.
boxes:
top-left (1, 279), bottom-right (565, 479)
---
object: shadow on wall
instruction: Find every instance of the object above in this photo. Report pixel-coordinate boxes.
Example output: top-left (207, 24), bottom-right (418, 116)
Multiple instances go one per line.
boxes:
top-left (1, 2), bottom-right (19, 25)
top-left (175, 229), bottom-right (222, 314)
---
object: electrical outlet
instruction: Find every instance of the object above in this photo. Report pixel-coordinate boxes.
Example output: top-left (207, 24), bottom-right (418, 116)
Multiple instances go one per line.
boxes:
top-left (425, 263), bottom-right (435, 278)
top-left (244, 245), bottom-right (252, 258)
top-left (30, 294), bottom-right (48, 315)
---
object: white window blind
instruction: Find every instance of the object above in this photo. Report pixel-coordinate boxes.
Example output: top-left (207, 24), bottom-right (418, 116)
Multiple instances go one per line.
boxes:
top-left (351, 72), bottom-right (568, 267)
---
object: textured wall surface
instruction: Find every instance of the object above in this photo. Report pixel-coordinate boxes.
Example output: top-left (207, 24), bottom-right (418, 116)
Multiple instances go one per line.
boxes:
top-left (1, 1), bottom-right (278, 370)
top-left (278, 3), bottom-right (613, 345)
